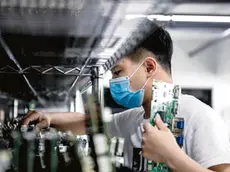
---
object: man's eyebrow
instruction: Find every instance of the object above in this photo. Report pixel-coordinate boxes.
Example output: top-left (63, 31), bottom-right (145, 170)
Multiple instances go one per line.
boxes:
top-left (111, 66), bottom-right (118, 71)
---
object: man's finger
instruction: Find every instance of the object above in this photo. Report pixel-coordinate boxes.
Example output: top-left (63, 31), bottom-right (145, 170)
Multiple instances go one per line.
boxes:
top-left (23, 113), bottom-right (39, 125)
top-left (23, 110), bottom-right (35, 119)
top-left (155, 114), bottom-right (167, 131)
top-left (143, 122), bottom-right (155, 132)
top-left (36, 120), bottom-right (48, 129)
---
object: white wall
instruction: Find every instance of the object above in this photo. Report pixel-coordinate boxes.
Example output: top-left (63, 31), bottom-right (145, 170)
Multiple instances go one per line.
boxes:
top-left (172, 41), bottom-right (230, 114)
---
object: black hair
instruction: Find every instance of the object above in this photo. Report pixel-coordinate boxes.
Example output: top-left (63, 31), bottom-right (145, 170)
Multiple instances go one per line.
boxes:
top-left (128, 26), bottom-right (173, 75)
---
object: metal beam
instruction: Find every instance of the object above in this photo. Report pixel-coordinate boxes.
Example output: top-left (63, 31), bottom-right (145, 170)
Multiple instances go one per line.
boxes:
top-left (91, 66), bottom-right (104, 105)
top-left (0, 65), bottom-right (93, 76)
top-left (188, 28), bottom-right (230, 57)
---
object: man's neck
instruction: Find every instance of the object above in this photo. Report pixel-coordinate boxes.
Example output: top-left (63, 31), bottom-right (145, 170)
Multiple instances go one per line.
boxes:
top-left (143, 102), bottom-right (151, 119)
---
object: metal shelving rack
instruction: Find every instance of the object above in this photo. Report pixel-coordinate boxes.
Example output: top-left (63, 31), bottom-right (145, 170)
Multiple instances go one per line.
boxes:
top-left (0, 0), bottom-right (165, 107)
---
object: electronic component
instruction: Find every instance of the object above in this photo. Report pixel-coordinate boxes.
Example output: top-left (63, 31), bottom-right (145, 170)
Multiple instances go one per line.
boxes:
top-left (87, 95), bottom-right (114, 172)
top-left (0, 117), bottom-right (128, 172)
top-left (148, 80), bottom-right (184, 172)
top-left (11, 131), bottom-right (22, 171)
top-left (20, 131), bottom-right (36, 172)
top-left (0, 95), bottom-right (125, 172)
top-left (110, 137), bottom-right (125, 168)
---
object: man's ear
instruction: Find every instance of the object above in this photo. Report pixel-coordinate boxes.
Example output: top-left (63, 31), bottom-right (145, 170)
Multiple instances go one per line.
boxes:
top-left (143, 57), bottom-right (157, 77)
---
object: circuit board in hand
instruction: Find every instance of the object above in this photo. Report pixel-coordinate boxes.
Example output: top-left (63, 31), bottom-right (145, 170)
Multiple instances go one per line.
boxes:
top-left (149, 80), bottom-right (180, 128)
top-left (147, 80), bottom-right (184, 172)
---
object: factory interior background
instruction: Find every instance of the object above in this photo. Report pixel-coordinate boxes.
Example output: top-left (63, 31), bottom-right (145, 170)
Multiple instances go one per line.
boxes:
top-left (0, 0), bottom-right (230, 171)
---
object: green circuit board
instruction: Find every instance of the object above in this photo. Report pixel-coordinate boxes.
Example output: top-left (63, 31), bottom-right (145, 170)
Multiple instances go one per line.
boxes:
top-left (147, 80), bottom-right (183, 172)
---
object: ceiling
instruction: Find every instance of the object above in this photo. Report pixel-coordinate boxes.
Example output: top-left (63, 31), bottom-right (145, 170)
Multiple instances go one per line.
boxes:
top-left (0, 0), bottom-right (156, 106)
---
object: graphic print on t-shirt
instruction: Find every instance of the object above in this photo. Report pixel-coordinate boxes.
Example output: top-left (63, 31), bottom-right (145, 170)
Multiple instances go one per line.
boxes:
top-left (132, 148), bottom-right (147, 172)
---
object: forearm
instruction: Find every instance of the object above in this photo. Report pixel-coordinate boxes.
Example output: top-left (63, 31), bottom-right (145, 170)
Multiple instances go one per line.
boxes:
top-left (167, 149), bottom-right (214, 172)
top-left (48, 112), bottom-right (87, 135)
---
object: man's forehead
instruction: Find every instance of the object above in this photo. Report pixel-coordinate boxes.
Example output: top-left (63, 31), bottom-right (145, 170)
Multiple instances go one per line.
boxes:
top-left (111, 58), bottom-right (125, 71)
top-left (111, 64), bottom-right (120, 71)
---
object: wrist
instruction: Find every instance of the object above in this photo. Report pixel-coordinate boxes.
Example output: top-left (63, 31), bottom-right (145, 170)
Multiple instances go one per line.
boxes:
top-left (46, 112), bottom-right (54, 125)
top-left (166, 147), bottom-right (185, 170)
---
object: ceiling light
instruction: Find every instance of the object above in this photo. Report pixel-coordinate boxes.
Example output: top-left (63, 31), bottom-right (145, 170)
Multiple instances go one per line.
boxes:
top-left (126, 14), bottom-right (230, 23)
top-left (171, 15), bottom-right (230, 23)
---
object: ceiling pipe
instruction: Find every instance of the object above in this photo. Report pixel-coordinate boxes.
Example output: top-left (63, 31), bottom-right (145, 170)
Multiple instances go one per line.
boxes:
top-left (188, 28), bottom-right (230, 57)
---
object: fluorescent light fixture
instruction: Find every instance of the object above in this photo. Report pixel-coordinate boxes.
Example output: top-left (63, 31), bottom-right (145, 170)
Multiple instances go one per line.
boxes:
top-left (126, 14), bottom-right (230, 23)
top-left (147, 15), bottom-right (171, 22)
top-left (171, 15), bottom-right (230, 23)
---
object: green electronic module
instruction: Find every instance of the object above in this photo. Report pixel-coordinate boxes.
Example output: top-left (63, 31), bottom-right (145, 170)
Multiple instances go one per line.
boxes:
top-left (147, 80), bottom-right (184, 172)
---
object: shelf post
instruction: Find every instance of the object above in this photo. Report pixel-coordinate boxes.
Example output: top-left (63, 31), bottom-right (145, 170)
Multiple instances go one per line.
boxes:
top-left (90, 66), bottom-right (104, 107)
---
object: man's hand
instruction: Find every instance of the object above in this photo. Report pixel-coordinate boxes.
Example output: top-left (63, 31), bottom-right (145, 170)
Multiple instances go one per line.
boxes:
top-left (23, 110), bottom-right (51, 129)
top-left (142, 114), bottom-right (181, 164)
top-left (23, 111), bottom-right (86, 134)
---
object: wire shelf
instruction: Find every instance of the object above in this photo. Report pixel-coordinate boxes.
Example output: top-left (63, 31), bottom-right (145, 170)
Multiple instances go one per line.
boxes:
top-left (0, 65), bottom-right (92, 76)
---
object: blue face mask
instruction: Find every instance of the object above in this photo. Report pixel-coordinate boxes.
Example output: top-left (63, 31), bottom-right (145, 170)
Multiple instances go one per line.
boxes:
top-left (109, 62), bottom-right (149, 109)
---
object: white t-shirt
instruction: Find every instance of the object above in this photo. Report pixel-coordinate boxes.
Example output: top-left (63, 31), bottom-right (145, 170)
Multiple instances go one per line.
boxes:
top-left (109, 94), bottom-right (230, 171)
top-left (221, 107), bottom-right (230, 142)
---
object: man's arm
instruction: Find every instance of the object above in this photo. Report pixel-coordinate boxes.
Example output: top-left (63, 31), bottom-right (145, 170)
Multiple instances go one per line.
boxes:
top-left (50, 112), bottom-right (87, 134)
top-left (23, 111), bottom-right (87, 135)
top-left (23, 109), bottom-right (124, 136)
top-left (142, 114), bottom-right (230, 172)
top-left (167, 148), bottom-right (230, 172)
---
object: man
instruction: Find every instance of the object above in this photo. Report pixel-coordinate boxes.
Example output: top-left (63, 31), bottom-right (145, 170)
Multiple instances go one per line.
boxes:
top-left (23, 26), bottom-right (230, 172)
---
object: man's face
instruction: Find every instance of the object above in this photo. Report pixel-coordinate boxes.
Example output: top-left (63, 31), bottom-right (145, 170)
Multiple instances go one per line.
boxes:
top-left (111, 57), bottom-right (148, 92)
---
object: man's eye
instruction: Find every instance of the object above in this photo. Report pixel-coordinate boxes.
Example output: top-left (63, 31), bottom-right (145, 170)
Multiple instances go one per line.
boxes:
top-left (114, 70), bottom-right (121, 75)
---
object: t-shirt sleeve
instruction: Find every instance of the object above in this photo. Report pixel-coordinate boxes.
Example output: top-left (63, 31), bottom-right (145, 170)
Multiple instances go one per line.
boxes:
top-left (108, 108), bottom-right (143, 138)
top-left (190, 108), bottom-right (230, 168)
top-left (108, 112), bottom-right (124, 138)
